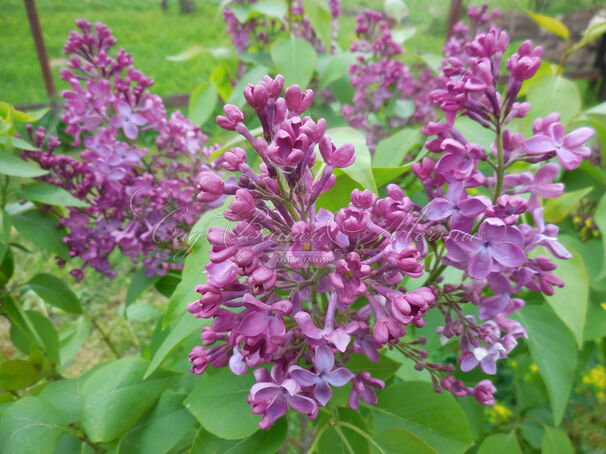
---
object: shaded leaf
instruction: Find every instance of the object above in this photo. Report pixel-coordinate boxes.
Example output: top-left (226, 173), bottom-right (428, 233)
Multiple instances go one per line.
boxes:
top-left (27, 273), bottom-right (82, 314)
top-left (328, 127), bottom-right (377, 193)
top-left (12, 210), bottom-right (69, 259)
top-left (271, 36), bottom-right (318, 88)
top-left (0, 152), bottom-right (47, 177)
top-left (184, 368), bottom-right (259, 440)
top-left (16, 182), bottom-right (87, 207)
top-left (515, 304), bottom-right (577, 425)
top-left (477, 432), bottom-right (522, 454)
top-left (373, 381), bottom-right (474, 454)
top-left (189, 83), bottom-right (218, 126)
top-left (81, 357), bottom-right (175, 442)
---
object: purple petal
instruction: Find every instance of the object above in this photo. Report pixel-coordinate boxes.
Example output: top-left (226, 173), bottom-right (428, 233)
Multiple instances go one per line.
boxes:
top-left (325, 367), bottom-right (354, 387)
top-left (262, 394), bottom-right (288, 427)
top-left (313, 380), bottom-right (333, 406)
top-left (239, 311), bottom-right (268, 337)
top-left (325, 329), bottom-right (351, 352)
top-left (480, 356), bottom-right (497, 375)
top-left (123, 122), bottom-right (138, 140)
top-left (294, 311), bottom-right (323, 340)
top-left (289, 366), bottom-right (320, 387)
top-left (479, 218), bottom-right (506, 242)
top-left (459, 352), bottom-right (478, 372)
top-left (288, 394), bottom-right (317, 416)
top-left (313, 344), bottom-right (334, 373)
top-left (458, 197), bottom-right (487, 217)
top-left (534, 163), bottom-right (560, 184)
top-left (563, 127), bottom-right (594, 148)
top-left (469, 247), bottom-right (492, 279)
top-left (424, 198), bottom-right (454, 221)
top-left (523, 135), bottom-right (555, 154)
top-left (491, 242), bottom-right (525, 267)
top-left (555, 147), bottom-right (581, 170)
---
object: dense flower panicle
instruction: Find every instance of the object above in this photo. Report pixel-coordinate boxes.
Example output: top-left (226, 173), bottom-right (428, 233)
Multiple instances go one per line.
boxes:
top-left (188, 74), bottom-right (442, 428)
top-left (413, 19), bottom-right (594, 400)
top-left (23, 20), bottom-right (221, 278)
top-left (224, 0), bottom-right (340, 55)
top-left (343, 9), bottom-right (437, 150)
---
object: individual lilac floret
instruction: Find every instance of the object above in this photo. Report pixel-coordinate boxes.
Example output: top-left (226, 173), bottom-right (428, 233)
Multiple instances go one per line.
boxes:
top-left (289, 345), bottom-right (354, 405)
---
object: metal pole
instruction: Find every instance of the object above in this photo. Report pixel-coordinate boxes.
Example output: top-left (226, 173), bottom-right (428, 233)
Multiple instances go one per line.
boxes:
top-left (23, 0), bottom-right (56, 100)
top-left (446, 0), bottom-right (463, 41)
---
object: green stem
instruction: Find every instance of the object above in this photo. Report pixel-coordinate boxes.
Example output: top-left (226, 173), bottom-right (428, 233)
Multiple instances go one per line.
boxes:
top-left (1, 175), bottom-right (9, 209)
top-left (90, 316), bottom-right (121, 359)
top-left (492, 126), bottom-right (504, 205)
top-left (306, 420), bottom-right (386, 454)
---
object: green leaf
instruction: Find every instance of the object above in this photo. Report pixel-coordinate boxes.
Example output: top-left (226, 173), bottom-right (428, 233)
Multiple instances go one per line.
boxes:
top-left (526, 11), bottom-right (570, 41)
top-left (0, 209), bottom-right (11, 244)
top-left (16, 182), bottom-right (87, 207)
top-left (316, 173), bottom-right (362, 212)
top-left (154, 272), bottom-right (181, 298)
top-left (515, 304), bottom-right (577, 425)
top-left (375, 428), bottom-right (437, 454)
top-left (271, 36), bottom-right (318, 88)
top-left (541, 426), bottom-right (574, 454)
top-left (303, 0), bottom-right (333, 51)
top-left (226, 65), bottom-right (270, 108)
top-left (595, 194), bottom-right (606, 279)
top-left (544, 242), bottom-right (588, 347)
top-left (0, 136), bottom-right (39, 151)
top-left (189, 83), bottom-right (218, 126)
top-left (477, 432), bottom-right (522, 454)
top-left (81, 357), bottom-right (175, 442)
top-left (184, 368), bottom-right (259, 439)
top-left (59, 316), bottom-right (91, 368)
top-left (167, 45), bottom-right (235, 62)
top-left (12, 210), bottom-right (69, 259)
top-left (250, 0), bottom-right (287, 20)
top-left (327, 127), bottom-right (377, 193)
top-left (373, 167), bottom-right (408, 187)
top-left (0, 152), bottom-right (47, 177)
top-left (318, 53), bottom-right (357, 90)
top-left (191, 419), bottom-right (286, 454)
top-left (117, 390), bottom-right (195, 454)
top-left (374, 127), bottom-right (423, 167)
top-left (384, 0), bottom-right (409, 23)
top-left (38, 377), bottom-right (85, 426)
top-left (454, 116), bottom-right (494, 149)
top-left (347, 353), bottom-right (400, 381)
top-left (526, 76), bottom-right (581, 127)
top-left (163, 201), bottom-right (231, 325)
top-left (570, 20), bottom-right (606, 54)
top-left (144, 314), bottom-right (203, 378)
top-left (27, 273), bottom-right (82, 314)
top-left (317, 407), bottom-right (370, 454)
top-left (126, 268), bottom-right (159, 308)
top-left (18, 310), bottom-right (61, 364)
top-left (585, 100), bottom-right (606, 116)
top-left (373, 381), bottom-right (474, 454)
top-left (0, 360), bottom-right (43, 390)
top-left (543, 187), bottom-right (592, 223)
top-left (0, 397), bottom-right (65, 454)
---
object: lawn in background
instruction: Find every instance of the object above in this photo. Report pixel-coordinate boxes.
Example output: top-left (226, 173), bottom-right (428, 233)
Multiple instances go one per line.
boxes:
top-left (1, 0), bottom-right (601, 107)
top-left (0, 0), bottom-right (228, 106)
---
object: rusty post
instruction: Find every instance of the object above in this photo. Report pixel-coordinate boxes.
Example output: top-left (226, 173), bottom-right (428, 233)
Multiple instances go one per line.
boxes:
top-left (446, 0), bottom-right (463, 41)
top-left (23, 0), bottom-right (56, 100)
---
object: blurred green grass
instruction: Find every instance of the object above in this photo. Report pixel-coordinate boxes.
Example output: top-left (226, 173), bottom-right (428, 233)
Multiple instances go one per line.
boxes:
top-left (0, 0), bottom-right (228, 106)
top-left (1, 0), bottom-right (601, 106)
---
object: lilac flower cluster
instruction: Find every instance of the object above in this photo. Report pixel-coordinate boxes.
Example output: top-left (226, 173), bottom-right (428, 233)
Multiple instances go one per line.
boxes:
top-left (410, 24), bottom-right (594, 398)
top-left (224, 0), bottom-right (340, 54)
top-left (342, 10), bottom-right (438, 150)
top-left (188, 75), bottom-right (440, 428)
top-left (23, 20), bottom-right (221, 279)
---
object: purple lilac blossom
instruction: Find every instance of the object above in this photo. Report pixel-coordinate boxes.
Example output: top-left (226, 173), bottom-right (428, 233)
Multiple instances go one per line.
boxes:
top-left (187, 74), bottom-right (438, 428)
top-left (22, 20), bottom-right (222, 279)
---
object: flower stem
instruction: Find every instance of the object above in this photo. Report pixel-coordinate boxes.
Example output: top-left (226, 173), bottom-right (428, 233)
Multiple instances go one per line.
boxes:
top-left (492, 126), bottom-right (504, 204)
